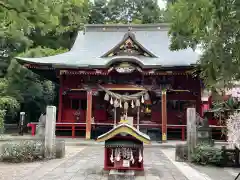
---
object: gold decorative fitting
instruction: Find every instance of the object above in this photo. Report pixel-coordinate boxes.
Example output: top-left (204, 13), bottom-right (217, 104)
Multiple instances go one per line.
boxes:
top-left (60, 70), bottom-right (68, 75)
top-left (162, 90), bottom-right (167, 94)
top-left (145, 107), bottom-right (151, 113)
top-left (120, 119), bottom-right (128, 124)
top-left (108, 53), bottom-right (114, 57)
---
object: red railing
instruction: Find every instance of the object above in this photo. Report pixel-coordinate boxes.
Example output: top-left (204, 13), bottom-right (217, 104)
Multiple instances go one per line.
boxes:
top-left (27, 122), bottom-right (226, 141)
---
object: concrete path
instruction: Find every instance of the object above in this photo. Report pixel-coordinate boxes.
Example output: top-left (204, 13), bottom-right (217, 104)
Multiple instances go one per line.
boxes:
top-left (0, 143), bottom-right (239, 180)
top-left (190, 164), bottom-right (240, 180)
top-left (0, 146), bottom-right (188, 180)
top-left (162, 148), bottom-right (240, 180)
top-left (0, 135), bottom-right (228, 148)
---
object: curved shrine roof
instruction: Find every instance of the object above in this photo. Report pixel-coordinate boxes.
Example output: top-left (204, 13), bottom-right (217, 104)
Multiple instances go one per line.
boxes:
top-left (96, 123), bottom-right (151, 144)
top-left (16, 24), bottom-right (200, 68)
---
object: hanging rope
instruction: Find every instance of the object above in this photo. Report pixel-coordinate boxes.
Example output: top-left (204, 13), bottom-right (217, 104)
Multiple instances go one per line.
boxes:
top-left (98, 84), bottom-right (147, 101)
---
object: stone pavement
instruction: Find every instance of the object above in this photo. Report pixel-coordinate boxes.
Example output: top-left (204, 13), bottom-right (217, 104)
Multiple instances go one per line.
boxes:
top-left (0, 146), bottom-right (188, 180)
top-left (162, 148), bottom-right (240, 180)
top-left (0, 135), bottom-right (228, 148)
top-left (190, 163), bottom-right (240, 180)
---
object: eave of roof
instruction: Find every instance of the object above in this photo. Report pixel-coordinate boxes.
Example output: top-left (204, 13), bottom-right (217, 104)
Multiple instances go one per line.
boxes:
top-left (15, 23), bottom-right (200, 68)
top-left (96, 123), bottom-right (151, 144)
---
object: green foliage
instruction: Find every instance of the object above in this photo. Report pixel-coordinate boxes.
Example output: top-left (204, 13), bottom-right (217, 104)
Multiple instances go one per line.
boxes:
top-left (168, 0), bottom-right (240, 89)
top-left (0, 140), bottom-right (44, 163)
top-left (88, 0), bottom-right (108, 24)
top-left (0, 0), bottom-right (89, 122)
top-left (0, 96), bottom-right (19, 113)
top-left (0, 0), bottom-right (90, 76)
top-left (0, 78), bottom-right (19, 124)
top-left (0, 79), bottom-right (20, 113)
top-left (0, 0), bottom-right (169, 124)
top-left (191, 144), bottom-right (223, 165)
top-left (89, 0), bottom-right (166, 24)
top-left (5, 47), bottom-right (66, 122)
top-left (0, 110), bottom-right (6, 135)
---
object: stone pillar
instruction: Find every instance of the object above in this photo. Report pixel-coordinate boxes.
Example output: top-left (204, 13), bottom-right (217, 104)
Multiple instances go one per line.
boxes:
top-left (86, 91), bottom-right (92, 140)
top-left (44, 106), bottom-right (56, 159)
top-left (187, 108), bottom-right (197, 161)
top-left (162, 90), bottom-right (167, 142)
top-left (19, 112), bottom-right (25, 136)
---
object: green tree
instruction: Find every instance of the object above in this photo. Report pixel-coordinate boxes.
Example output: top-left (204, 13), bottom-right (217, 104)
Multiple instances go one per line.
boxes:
top-left (0, 78), bottom-right (20, 133)
top-left (168, 0), bottom-right (240, 90)
top-left (0, 0), bottom-right (90, 76)
top-left (0, 0), bottom-right (89, 124)
top-left (6, 47), bottom-right (67, 123)
top-left (88, 0), bottom-right (108, 24)
top-left (90, 0), bottom-right (165, 24)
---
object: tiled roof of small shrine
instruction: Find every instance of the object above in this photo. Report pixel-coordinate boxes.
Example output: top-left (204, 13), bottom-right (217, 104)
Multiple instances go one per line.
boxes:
top-left (96, 123), bottom-right (151, 144)
top-left (16, 24), bottom-right (200, 68)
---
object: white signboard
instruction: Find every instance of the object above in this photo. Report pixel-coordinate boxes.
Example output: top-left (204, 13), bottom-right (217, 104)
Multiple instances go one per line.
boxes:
top-left (127, 117), bottom-right (133, 126)
top-left (123, 160), bottom-right (130, 167)
top-left (120, 116), bottom-right (133, 126)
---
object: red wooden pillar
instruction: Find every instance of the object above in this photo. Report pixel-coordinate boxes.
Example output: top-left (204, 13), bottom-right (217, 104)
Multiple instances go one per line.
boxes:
top-left (182, 126), bottom-right (185, 141)
top-left (57, 74), bottom-right (63, 122)
top-left (104, 148), bottom-right (108, 170)
top-left (86, 90), bottom-right (92, 140)
top-left (72, 124), bottom-right (75, 138)
top-left (162, 90), bottom-right (167, 142)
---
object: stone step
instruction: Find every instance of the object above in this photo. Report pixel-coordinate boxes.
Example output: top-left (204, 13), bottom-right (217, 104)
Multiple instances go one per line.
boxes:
top-left (109, 170), bottom-right (135, 180)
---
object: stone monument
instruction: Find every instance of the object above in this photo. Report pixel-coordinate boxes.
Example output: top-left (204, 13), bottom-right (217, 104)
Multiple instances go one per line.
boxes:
top-left (44, 106), bottom-right (56, 159)
top-left (196, 112), bottom-right (213, 146)
top-left (187, 108), bottom-right (197, 161)
top-left (36, 113), bottom-right (46, 137)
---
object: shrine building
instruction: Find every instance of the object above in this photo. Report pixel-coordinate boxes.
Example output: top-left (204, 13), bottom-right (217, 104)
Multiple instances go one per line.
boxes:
top-left (16, 24), bottom-right (202, 141)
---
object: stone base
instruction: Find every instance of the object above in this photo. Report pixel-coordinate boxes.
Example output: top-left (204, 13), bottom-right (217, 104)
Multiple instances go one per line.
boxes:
top-left (109, 170), bottom-right (135, 176)
top-left (175, 143), bottom-right (188, 162)
top-left (55, 140), bottom-right (65, 158)
top-left (109, 170), bottom-right (135, 180)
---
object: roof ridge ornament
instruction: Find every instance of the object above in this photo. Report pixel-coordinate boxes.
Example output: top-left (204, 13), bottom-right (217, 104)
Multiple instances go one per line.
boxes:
top-left (101, 28), bottom-right (157, 58)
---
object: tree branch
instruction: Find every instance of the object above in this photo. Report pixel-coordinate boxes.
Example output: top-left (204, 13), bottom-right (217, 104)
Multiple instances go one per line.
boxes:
top-left (0, 1), bottom-right (20, 13)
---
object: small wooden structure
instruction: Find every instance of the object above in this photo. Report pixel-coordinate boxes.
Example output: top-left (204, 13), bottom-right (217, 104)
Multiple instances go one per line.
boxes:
top-left (96, 122), bottom-right (150, 171)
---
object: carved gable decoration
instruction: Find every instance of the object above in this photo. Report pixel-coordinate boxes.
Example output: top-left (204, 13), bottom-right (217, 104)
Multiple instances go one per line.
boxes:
top-left (101, 31), bottom-right (157, 58)
top-left (108, 38), bottom-right (149, 57)
top-left (115, 62), bottom-right (136, 73)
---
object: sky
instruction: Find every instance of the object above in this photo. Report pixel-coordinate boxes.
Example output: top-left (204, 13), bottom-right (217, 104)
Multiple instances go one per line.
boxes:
top-left (158, 0), bottom-right (167, 9)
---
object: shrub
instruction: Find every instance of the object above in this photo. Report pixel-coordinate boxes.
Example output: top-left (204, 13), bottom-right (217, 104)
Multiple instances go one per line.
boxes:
top-left (0, 110), bottom-right (6, 135)
top-left (0, 140), bottom-right (44, 163)
top-left (191, 143), bottom-right (223, 166)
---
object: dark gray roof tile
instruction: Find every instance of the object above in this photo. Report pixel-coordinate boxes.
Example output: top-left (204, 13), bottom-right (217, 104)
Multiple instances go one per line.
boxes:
top-left (16, 24), bottom-right (200, 68)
